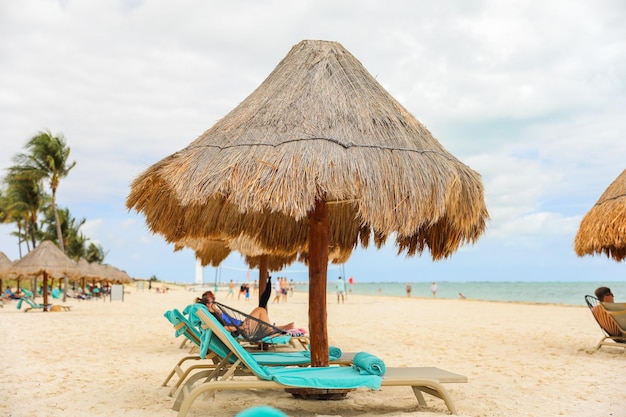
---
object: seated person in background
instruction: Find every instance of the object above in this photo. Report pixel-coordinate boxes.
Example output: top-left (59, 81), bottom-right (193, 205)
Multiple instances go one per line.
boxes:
top-left (196, 277), bottom-right (294, 333)
top-left (593, 286), bottom-right (625, 337)
top-left (4, 286), bottom-right (19, 299)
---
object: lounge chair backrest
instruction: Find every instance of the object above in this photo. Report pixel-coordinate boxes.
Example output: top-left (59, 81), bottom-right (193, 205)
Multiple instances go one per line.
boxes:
top-left (164, 309), bottom-right (203, 347)
top-left (195, 308), bottom-right (272, 380)
top-left (585, 295), bottom-right (624, 337)
top-left (213, 301), bottom-right (286, 342)
top-left (601, 302), bottom-right (626, 332)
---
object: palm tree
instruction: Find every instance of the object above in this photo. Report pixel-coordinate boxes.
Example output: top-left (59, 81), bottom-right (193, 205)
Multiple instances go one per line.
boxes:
top-left (13, 130), bottom-right (76, 253)
top-left (40, 206), bottom-right (87, 260)
top-left (2, 168), bottom-right (48, 256)
top-left (85, 242), bottom-right (106, 263)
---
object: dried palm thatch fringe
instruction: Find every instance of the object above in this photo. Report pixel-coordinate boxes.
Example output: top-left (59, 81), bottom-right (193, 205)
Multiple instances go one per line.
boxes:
top-left (126, 40), bottom-right (489, 261)
top-left (574, 168), bottom-right (626, 261)
top-left (176, 235), bottom-right (348, 270)
top-left (76, 258), bottom-right (131, 284)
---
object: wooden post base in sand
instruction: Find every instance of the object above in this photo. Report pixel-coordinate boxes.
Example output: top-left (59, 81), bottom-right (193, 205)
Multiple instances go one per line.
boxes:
top-left (284, 388), bottom-right (355, 400)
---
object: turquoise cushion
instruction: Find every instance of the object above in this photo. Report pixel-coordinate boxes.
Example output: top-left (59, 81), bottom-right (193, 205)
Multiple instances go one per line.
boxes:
top-left (236, 406), bottom-right (287, 417)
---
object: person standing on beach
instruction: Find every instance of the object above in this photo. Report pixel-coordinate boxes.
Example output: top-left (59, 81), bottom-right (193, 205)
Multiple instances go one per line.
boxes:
top-left (227, 280), bottom-right (235, 299)
top-left (430, 282), bottom-right (438, 298)
top-left (336, 276), bottom-right (346, 303)
top-left (272, 277), bottom-right (282, 303)
top-left (405, 283), bottom-right (412, 297)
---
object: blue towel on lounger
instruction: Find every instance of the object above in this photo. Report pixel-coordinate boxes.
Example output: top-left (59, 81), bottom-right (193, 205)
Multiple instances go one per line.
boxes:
top-left (303, 346), bottom-right (342, 361)
top-left (236, 406), bottom-right (287, 417)
top-left (267, 365), bottom-right (382, 390)
top-left (352, 352), bottom-right (386, 376)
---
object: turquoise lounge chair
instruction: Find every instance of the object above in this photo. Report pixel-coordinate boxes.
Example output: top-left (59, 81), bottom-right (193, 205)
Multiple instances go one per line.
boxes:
top-left (164, 307), bottom-right (352, 397)
top-left (16, 296), bottom-right (49, 312)
top-left (173, 308), bottom-right (468, 417)
top-left (163, 309), bottom-right (222, 396)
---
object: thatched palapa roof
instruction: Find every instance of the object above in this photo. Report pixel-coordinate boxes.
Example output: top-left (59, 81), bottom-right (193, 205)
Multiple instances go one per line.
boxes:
top-left (574, 168), bottom-right (626, 261)
top-left (9, 241), bottom-right (81, 279)
top-left (0, 251), bottom-right (12, 277)
top-left (127, 40), bottom-right (488, 261)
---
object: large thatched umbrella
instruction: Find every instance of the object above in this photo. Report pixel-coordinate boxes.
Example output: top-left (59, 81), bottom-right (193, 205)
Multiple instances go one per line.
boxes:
top-left (0, 251), bottom-right (13, 292)
top-left (574, 168), bottom-right (626, 261)
top-left (8, 241), bottom-right (81, 311)
top-left (127, 40), bottom-right (488, 366)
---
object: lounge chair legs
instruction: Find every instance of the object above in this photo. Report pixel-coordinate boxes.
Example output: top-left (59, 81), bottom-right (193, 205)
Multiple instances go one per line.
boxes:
top-left (412, 384), bottom-right (459, 414)
top-left (174, 380), bottom-right (461, 417)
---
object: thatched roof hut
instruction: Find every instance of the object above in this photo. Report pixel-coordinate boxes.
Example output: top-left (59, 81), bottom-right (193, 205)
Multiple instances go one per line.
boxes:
top-left (127, 40), bottom-right (489, 365)
top-left (9, 241), bottom-right (81, 279)
top-left (0, 251), bottom-right (12, 277)
top-left (0, 251), bottom-right (13, 292)
top-left (8, 241), bottom-right (81, 311)
top-left (128, 40), bottom-right (487, 259)
top-left (574, 168), bottom-right (626, 261)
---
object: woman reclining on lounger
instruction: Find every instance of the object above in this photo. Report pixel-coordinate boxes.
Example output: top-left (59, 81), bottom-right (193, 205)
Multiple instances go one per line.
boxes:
top-left (195, 277), bottom-right (294, 335)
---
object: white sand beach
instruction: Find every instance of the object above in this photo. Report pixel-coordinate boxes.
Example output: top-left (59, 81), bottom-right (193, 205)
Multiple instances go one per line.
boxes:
top-left (1, 286), bottom-right (624, 417)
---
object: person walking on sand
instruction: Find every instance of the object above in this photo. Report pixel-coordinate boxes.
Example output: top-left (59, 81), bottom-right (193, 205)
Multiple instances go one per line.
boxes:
top-left (336, 276), bottom-right (346, 304)
top-left (406, 283), bottom-right (412, 297)
top-left (227, 280), bottom-right (235, 299)
top-left (430, 282), bottom-right (438, 298)
top-left (272, 277), bottom-right (282, 304)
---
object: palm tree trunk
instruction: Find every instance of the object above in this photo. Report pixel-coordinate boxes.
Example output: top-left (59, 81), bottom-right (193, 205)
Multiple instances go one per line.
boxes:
top-left (51, 188), bottom-right (69, 302)
top-left (51, 188), bottom-right (65, 252)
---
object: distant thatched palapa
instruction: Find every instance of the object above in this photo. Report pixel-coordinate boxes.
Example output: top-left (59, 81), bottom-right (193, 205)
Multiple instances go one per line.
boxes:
top-left (8, 241), bottom-right (81, 311)
top-left (127, 40), bottom-right (489, 366)
top-left (574, 168), bottom-right (626, 261)
top-left (0, 251), bottom-right (12, 277)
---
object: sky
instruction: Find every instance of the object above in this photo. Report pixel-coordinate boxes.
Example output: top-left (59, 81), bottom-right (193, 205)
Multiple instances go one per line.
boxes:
top-left (1, 0), bottom-right (625, 284)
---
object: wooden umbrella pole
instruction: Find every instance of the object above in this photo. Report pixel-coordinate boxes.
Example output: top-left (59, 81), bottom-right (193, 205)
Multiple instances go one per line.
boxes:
top-left (259, 254), bottom-right (268, 308)
top-left (308, 197), bottom-right (329, 367)
top-left (43, 271), bottom-right (49, 312)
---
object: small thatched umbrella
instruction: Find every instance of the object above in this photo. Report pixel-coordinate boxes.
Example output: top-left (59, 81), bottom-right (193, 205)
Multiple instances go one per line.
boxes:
top-left (8, 241), bottom-right (81, 311)
top-left (0, 251), bottom-right (13, 293)
top-left (574, 168), bottom-right (626, 261)
top-left (103, 264), bottom-right (132, 284)
top-left (127, 40), bottom-right (488, 366)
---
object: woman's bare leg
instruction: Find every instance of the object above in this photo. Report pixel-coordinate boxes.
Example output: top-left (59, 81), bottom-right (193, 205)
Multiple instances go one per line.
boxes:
top-left (248, 307), bottom-right (294, 330)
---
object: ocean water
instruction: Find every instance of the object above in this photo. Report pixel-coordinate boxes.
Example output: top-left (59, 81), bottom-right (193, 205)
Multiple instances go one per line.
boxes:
top-left (293, 281), bottom-right (626, 306)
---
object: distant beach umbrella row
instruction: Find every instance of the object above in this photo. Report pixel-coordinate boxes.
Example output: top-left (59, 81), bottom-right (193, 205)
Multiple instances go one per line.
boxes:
top-left (575, 168), bottom-right (626, 261)
top-left (0, 242), bottom-right (132, 311)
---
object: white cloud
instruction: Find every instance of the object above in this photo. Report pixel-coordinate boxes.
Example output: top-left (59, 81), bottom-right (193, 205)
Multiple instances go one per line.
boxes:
top-left (1, 0), bottom-right (624, 283)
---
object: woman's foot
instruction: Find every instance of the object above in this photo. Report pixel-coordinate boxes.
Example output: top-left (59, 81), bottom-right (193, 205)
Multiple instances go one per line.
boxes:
top-left (279, 322), bottom-right (295, 330)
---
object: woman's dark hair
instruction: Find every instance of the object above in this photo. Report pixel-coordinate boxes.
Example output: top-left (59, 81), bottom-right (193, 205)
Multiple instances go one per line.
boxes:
top-left (595, 287), bottom-right (612, 300)
top-left (196, 291), bottom-right (214, 305)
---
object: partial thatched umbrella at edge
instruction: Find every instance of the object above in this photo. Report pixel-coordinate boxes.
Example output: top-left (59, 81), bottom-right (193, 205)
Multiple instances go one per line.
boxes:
top-left (0, 251), bottom-right (13, 294)
top-left (574, 168), bottom-right (626, 261)
top-left (8, 241), bottom-right (81, 311)
top-left (127, 40), bottom-right (489, 366)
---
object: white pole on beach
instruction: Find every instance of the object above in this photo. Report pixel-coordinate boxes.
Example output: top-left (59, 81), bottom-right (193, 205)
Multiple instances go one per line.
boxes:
top-left (195, 258), bottom-right (203, 285)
